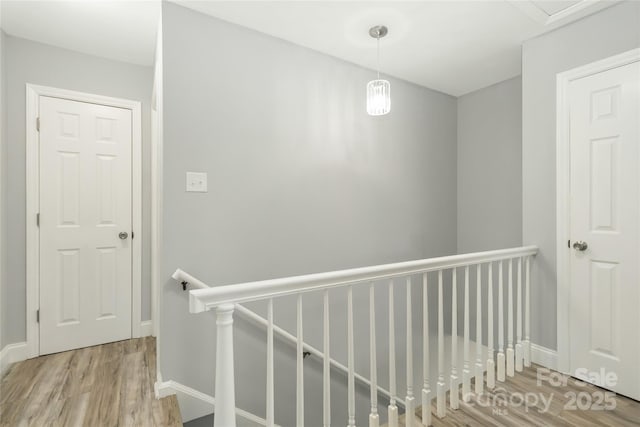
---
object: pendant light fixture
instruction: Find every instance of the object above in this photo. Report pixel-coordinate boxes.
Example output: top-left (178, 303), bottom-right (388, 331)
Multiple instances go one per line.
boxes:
top-left (367, 25), bottom-right (390, 116)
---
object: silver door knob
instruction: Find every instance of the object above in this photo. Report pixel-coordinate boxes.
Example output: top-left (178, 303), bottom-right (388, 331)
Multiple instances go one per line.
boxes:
top-left (119, 232), bottom-right (129, 240)
top-left (572, 241), bottom-right (588, 251)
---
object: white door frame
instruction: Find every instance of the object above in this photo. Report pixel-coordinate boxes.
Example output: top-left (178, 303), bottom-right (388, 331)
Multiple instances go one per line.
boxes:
top-left (25, 84), bottom-right (143, 358)
top-left (151, 19), bottom-right (164, 391)
top-left (555, 48), bottom-right (640, 374)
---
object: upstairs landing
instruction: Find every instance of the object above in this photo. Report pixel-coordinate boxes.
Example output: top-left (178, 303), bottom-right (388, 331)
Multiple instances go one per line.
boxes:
top-left (0, 337), bottom-right (181, 426)
top-left (384, 364), bottom-right (640, 427)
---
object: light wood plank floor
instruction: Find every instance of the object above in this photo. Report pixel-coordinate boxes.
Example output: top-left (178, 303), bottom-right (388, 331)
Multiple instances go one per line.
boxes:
top-left (0, 337), bottom-right (181, 427)
top-left (390, 364), bottom-right (640, 427)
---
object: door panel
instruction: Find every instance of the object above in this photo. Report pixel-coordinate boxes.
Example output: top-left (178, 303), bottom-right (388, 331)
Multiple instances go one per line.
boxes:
top-left (39, 96), bottom-right (132, 355)
top-left (569, 61), bottom-right (640, 400)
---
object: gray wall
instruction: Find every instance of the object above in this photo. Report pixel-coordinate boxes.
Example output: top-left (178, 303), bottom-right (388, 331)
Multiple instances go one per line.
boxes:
top-left (457, 76), bottom-right (522, 253)
top-left (1, 29), bottom-right (7, 348)
top-left (161, 2), bottom-right (457, 425)
top-left (522, 0), bottom-right (640, 350)
top-left (2, 35), bottom-right (153, 347)
top-left (456, 76), bottom-right (523, 347)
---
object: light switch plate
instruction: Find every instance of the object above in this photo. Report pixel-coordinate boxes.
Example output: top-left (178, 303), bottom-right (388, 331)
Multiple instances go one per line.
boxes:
top-left (186, 172), bottom-right (207, 192)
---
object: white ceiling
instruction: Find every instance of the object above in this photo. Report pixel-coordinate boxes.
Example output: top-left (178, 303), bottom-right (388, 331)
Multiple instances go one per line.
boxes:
top-left (0, 0), bottom-right (160, 66)
top-left (533, 0), bottom-right (582, 15)
top-left (175, 0), bottom-right (617, 96)
top-left (1, 0), bottom-right (617, 95)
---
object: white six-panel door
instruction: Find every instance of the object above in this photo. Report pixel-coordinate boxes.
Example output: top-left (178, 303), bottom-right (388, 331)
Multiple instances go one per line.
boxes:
top-left (39, 96), bottom-right (133, 355)
top-left (569, 61), bottom-right (640, 400)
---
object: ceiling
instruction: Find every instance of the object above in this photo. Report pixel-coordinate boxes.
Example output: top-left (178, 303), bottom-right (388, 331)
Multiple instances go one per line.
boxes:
top-left (1, 0), bottom-right (618, 96)
top-left (534, 0), bottom-right (582, 15)
top-left (0, 0), bottom-right (160, 66)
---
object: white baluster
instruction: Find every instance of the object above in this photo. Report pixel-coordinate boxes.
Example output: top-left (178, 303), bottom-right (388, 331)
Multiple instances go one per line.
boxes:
top-left (515, 257), bottom-right (523, 373)
top-left (421, 273), bottom-right (432, 426)
top-left (406, 278), bottom-right (416, 427)
top-left (369, 283), bottom-right (379, 427)
top-left (507, 259), bottom-right (515, 377)
top-left (436, 270), bottom-right (446, 418)
top-left (497, 261), bottom-right (505, 382)
top-left (267, 299), bottom-right (274, 427)
top-left (388, 280), bottom-right (399, 427)
top-left (323, 290), bottom-right (331, 427)
top-left (450, 268), bottom-right (459, 410)
top-left (486, 263), bottom-right (495, 390)
top-left (524, 256), bottom-right (532, 368)
top-left (297, 294), bottom-right (304, 427)
top-left (474, 264), bottom-right (483, 395)
top-left (214, 304), bottom-right (236, 427)
top-left (348, 286), bottom-right (356, 427)
top-left (462, 266), bottom-right (471, 402)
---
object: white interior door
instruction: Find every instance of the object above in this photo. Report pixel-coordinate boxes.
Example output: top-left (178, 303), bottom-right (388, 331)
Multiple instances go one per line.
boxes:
top-left (39, 96), bottom-right (133, 355)
top-left (569, 61), bottom-right (640, 400)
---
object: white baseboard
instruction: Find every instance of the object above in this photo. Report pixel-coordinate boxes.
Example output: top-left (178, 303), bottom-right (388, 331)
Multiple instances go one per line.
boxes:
top-left (155, 380), bottom-right (268, 426)
top-left (156, 380), bottom-right (214, 422)
top-left (530, 343), bottom-right (558, 371)
top-left (0, 342), bottom-right (28, 377)
top-left (140, 320), bottom-right (154, 337)
top-left (2, 325), bottom-right (152, 377)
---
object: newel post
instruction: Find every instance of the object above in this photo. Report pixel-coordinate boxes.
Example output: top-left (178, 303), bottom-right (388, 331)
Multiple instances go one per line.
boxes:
top-left (214, 304), bottom-right (236, 427)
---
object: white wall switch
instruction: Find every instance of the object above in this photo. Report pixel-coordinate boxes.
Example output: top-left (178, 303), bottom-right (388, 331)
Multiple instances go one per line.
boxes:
top-left (186, 172), bottom-right (208, 192)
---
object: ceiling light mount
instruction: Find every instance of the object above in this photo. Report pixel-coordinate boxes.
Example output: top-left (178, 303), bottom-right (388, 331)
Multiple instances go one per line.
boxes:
top-left (369, 25), bottom-right (388, 39)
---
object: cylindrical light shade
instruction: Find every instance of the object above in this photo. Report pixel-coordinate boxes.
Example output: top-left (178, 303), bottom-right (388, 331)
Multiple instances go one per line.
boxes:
top-left (367, 79), bottom-right (391, 116)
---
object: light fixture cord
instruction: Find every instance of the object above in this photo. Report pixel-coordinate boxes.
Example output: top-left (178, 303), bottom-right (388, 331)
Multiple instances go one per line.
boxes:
top-left (376, 35), bottom-right (380, 80)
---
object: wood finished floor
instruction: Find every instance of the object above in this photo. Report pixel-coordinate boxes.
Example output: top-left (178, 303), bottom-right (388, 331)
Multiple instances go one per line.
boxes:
top-left (3, 341), bottom-right (640, 427)
top-left (390, 364), bottom-right (640, 427)
top-left (0, 337), bottom-right (181, 427)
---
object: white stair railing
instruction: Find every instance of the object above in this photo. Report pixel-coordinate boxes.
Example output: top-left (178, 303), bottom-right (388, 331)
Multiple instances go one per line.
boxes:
top-left (421, 272), bottom-right (431, 427)
top-left (173, 269), bottom-right (403, 410)
top-left (174, 245), bottom-right (537, 427)
top-left (369, 283), bottom-right (379, 427)
top-left (213, 303), bottom-right (236, 426)
top-left (486, 262), bottom-right (495, 389)
top-left (387, 280), bottom-right (398, 427)
top-left (323, 290), bottom-right (331, 427)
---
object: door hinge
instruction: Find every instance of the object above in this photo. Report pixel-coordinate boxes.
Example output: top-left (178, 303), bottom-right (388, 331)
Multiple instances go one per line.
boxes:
top-left (36, 309), bottom-right (40, 323)
top-left (568, 239), bottom-right (571, 248)
top-left (36, 117), bottom-right (40, 132)
top-left (131, 231), bottom-right (134, 239)
top-left (36, 213), bottom-right (40, 227)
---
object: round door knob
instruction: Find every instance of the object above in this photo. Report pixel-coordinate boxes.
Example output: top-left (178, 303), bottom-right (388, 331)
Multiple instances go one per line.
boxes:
top-left (119, 232), bottom-right (129, 240)
top-left (572, 240), bottom-right (588, 251)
